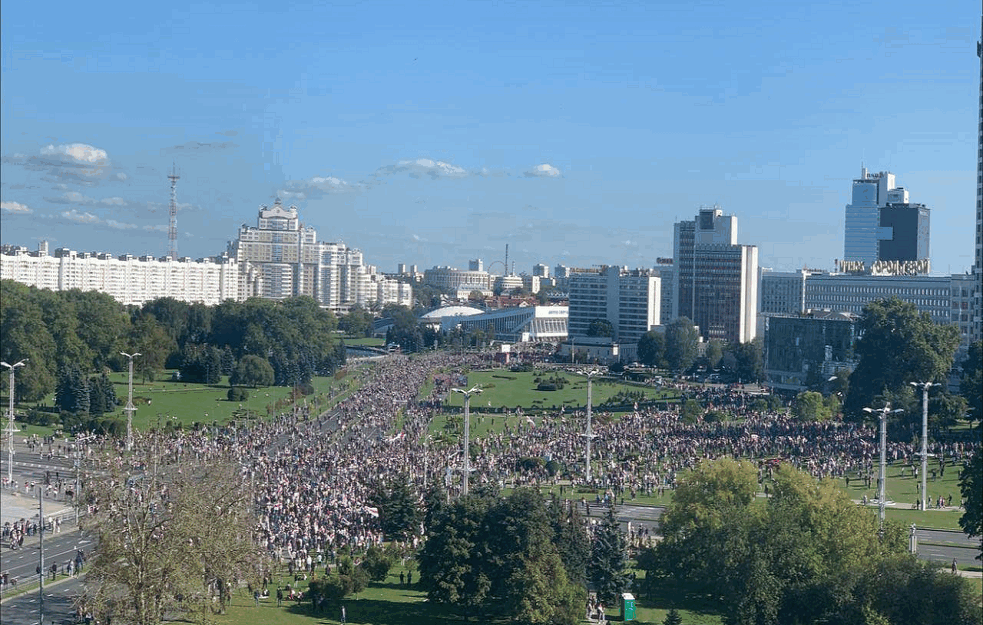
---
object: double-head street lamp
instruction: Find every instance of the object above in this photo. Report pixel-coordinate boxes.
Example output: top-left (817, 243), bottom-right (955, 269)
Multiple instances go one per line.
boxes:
top-left (580, 369), bottom-right (600, 483)
top-left (1, 359), bottom-right (27, 485)
top-left (863, 403), bottom-right (904, 529)
top-left (910, 381), bottom-right (939, 511)
top-left (452, 385), bottom-right (482, 497)
top-left (120, 352), bottom-right (141, 451)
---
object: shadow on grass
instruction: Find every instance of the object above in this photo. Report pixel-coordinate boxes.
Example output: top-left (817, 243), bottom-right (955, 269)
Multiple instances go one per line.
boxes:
top-left (640, 584), bottom-right (723, 618)
top-left (286, 597), bottom-right (466, 624)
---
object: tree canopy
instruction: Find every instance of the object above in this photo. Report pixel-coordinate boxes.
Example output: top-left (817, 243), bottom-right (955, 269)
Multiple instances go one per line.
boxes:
top-left (844, 298), bottom-right (959, 421)
top-left (637, 331), bottom-right (666, 368)
top-left (418, 488), bottom-right (586, 624)
top-left (644, 457), bottom-right (981, 625)
top-left (81, 436), bottom-right (266, 624)
top-left (0, 281), bottom-right (344, 402)
top-left (664, 317), bottom-right (699, 373)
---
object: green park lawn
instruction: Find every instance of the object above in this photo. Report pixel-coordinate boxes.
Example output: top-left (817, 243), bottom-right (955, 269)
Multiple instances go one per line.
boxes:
top-left (1, 366), bottom-right (368, 437)
top-left (438, 369), bottom-right (678, 414)
top-left (343, 336), bottom-right (386, 347)
top-left (213, 562), bottom-right (724, 625)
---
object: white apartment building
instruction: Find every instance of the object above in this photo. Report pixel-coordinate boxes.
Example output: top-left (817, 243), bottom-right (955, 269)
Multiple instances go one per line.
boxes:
top-left (2, 199), bottom-right (409, 312)
top-left (568, 266), bottom-right (660, 345)
top-left (423, 265), bottom-right (492, 291)
top-left (230, 199), bottom-right (410, 312)
top-left (0, 244), bottom-right (240, 306)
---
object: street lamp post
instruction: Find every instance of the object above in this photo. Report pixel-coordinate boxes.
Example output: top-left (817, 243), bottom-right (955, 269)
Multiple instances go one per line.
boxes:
top-left (120, 352), bottom-right (141, 452)
top-left (580, 369), bottom-right (600, 483)
top-left (1, 359), bottom-right (27, 485)
top-left (864, 403), bottom-right (904, 529)
top-left (452, 386), bottom-right (482, 497)
top-left (910, 381), bottom-right (938, 511)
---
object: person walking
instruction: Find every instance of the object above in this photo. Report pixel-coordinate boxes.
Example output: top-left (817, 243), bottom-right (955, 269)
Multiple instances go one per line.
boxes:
top-left (340, 604), bottom-right (347, 623)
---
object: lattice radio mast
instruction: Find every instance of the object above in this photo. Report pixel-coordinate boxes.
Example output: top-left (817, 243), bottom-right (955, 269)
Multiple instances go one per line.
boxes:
top-left (167, 164), bottom-right (180, 259)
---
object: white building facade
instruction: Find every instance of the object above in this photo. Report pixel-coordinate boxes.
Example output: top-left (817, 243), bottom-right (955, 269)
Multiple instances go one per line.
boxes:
top-left (0, 245), bottom-right (240, 306)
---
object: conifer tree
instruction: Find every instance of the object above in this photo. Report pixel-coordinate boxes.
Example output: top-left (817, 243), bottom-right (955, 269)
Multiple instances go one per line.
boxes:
top-left (590, 505), bottom-right (630, 604)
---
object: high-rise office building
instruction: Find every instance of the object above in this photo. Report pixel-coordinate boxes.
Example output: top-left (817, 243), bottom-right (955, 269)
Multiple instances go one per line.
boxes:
top-left (878, 193), bottom-right (930, 263)
top-left (673, 207), bottom-right (758, 343)
top-left (844, 168), bottom-right (896, 266)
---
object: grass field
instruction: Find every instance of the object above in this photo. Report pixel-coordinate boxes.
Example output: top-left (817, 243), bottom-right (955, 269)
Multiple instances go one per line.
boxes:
top-left (212, 563), bottom-right (724, 625)
top-left (440, 369), bottom-right (678, 414)
top-left (1, 366), bottom-right (368, 437)
top-left (344, 336), bottom-right (386, 347)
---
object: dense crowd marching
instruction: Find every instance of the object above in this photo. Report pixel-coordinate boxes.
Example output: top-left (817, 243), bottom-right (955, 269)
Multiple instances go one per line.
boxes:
top-left (2, 353), bottom-right (978, 599)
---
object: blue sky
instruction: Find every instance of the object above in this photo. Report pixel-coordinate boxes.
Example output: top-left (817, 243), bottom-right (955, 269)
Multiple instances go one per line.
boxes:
top-left (1, 0), bottom-right (978, 275)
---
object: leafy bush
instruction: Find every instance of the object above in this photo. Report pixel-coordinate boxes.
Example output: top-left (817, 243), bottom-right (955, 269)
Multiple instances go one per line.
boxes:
top-left (227, 387), bottom-right (249, 402)
top-left (361, 545), bottom-right (394, 582)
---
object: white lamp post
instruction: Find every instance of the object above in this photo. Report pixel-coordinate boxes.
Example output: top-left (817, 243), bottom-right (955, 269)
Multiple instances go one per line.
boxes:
top-left (452, 386), bottom-right (482, 497)
top-left (910, 381), bottom-right (938, 511)
top-left (580, 369), bottom-right (600, 483)
top-left (1, 359), bottom-right (27, 485)
top-left (864, 403), bottom-right (903, 529)
top-left (120, 352), bottom-right (141, 451)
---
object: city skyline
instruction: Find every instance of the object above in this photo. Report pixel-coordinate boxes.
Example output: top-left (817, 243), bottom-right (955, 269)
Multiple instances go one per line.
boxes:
top-left (1, 1), bottom-right (977, 276)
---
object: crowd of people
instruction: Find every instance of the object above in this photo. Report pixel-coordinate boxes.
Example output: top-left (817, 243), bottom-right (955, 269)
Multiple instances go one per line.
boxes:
top-left (3, 353), bottom-right (978, 602)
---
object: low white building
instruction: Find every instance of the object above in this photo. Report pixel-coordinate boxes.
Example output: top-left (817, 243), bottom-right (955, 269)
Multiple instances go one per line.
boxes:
top-left (453, 305), bottom-right (568, 343)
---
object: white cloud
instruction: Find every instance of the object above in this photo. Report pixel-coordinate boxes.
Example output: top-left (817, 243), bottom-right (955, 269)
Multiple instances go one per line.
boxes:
top-left (41, 143), bottom-right (108, 164)
top-left (105, 219), bottom-right (138, 230)
top-left (1, 201), bottom-right (32, 214)
top-left (143, 224), bottom-right (168, 233)
top-left (377, 158), bottom-right (469, 180)
top-left (100, 196), bottom-right (128, 206)
top-left (6, 142), bottom-right (118, 185)
top-left (524, 163), bottom-right (562, 178)
top-left (61, 209), bottom-right (100, 223)
top-left (280, 174), bottom-right (362, 200)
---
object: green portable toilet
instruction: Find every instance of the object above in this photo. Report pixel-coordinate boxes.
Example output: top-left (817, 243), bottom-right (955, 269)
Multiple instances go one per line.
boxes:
top-left (621, 592), bottom-right (636, 621)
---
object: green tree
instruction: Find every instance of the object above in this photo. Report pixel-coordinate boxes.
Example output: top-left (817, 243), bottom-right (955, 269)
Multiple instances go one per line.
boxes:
top-left (128, 312), bottom-right (176, 383)
top-left (731, 338), bottom-right (764, 383)
top-left (371, 473), bottom-right (423, 542)
top-left (680, 398), bottom-right (702, 423)
top-left (637, 331), bottom-right (666, 368)
top-left (360, 545), bottom-right (396, 582)
top-left (0, 281), bottom-right (58, 401)
top-left (960, 341), bottom-right (982, 426)
top-left (959, 449), bottom-right (982, 561)
top-left (705, 339), bottom-right (725, 370)
top-left (339, 304), bottom-right (375, 338)
top-left (418, 489), bottom-right (585, 623)
top-left (663, 608), bottom-right (683, 625)
top-left (587, 318), bottom-right (614, 338)
top-left (84, 434), bottom-right (266, 623)
top-left (230, 355), bottom-right (274, 388)
top-left (548, 494), bottom-right (590, 586)
top-left (665, 317), bottom-right (699, 373)
top-left (793, 391), bottom-right (832, 421)
top-left (844, 298), bottom-right (959, 421)
top-left (590, 505), bottom-right (630, 605)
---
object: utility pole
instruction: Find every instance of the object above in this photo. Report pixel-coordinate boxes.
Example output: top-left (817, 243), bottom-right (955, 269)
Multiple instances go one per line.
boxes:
top-left (121, 352), bottom-right (141, 452)
top-left (452, 386), bottom-right (482, 497)
top-left (864, 403), bottom-right (903, 529)
top-left (2, 359), bottom-right (27, 485)
top-left (910, 381), bottom-right (938, 511)
top-left (38, 485), bottom-right (45, 625)
top-left (580, 370), bottom-right (600, 483)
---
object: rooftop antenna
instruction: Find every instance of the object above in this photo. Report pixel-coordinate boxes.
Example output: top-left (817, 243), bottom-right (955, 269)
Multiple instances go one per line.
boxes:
top-left (168, 164), bottom-right (180, 259)
top-left (504, 244), bottom-right (509, 276)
